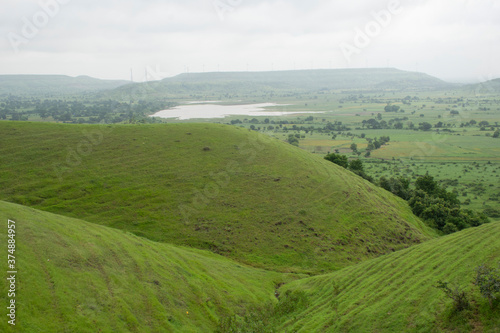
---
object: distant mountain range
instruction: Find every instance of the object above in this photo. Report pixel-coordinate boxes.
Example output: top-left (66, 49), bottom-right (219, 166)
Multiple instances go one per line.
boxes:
top-left (0, 75), bottom-right (129, 96)
top-left (107, 68), bottom-right (458, 100)
top-left (3, 69), bottom-right (497, 98)
top-left (164, 68), bottom-right (456, 91)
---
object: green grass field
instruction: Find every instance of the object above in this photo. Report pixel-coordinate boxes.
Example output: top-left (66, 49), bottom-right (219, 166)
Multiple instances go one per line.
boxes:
top-left (0, 200), bottom-right (292, 333)
top-left (0, 122), bottom-right (436, 274)
top-left (230, 220), bottom-right (500, 332)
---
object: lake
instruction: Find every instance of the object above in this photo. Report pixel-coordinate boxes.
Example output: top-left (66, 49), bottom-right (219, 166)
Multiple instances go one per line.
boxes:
top-left (150, 103), bottom-right (324, 120)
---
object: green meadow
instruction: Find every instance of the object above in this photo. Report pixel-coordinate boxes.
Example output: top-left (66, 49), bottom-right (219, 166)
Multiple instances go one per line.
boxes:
top-left (275, 220), bottom-right (500, 332)
top-left (0, 121), bottom-right (435, 275)
top-left (0, 200), bottom-right (288, 332)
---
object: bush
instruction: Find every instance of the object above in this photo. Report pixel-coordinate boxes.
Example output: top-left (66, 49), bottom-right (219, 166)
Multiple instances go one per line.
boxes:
top-left (215, 290), bottom-right (308, 332)
top-left (435, 280), bottom-right (471, 312)
top-left (324, 153), bottom-right (348, 169)
top-left (483, 207), bottom-right (500, 218)
top-left (473, 263), bottom-right (500, 308)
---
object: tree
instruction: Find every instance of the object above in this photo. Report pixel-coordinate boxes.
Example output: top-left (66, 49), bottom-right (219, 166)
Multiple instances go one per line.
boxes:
top-left (349, 159), bottom-right (364, 172)
top-left (348, 159), bottom-right (373, 182)
top-left (419, 122), bottom-right (432, 131)
top-left (350, 143), bottom-right (358, 152)
top-left (415, 174), bottom-right (438, 195)
top-left (379, 176), bottom-right (411, 200)
top-left (324, 153), bottom-right (348, 168)
top-left (384, 104), bottom-right (400, 113)
top-left (493, 130), bottom-right (499, 138)
top-left (287, 134), bottom-right (299, 146)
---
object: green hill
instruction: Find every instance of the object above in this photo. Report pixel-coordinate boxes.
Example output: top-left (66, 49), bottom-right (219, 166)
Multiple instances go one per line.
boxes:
top-left (0, 75), bottom-right (129, 97)
top-left (269, 221), bottom-right (500, 332)
top-left (108, 68), bottom-right (455, 100)
top-left (0, 200), bottom-right (287, 332)
top-left (0, 122), bottom-right (436, 274)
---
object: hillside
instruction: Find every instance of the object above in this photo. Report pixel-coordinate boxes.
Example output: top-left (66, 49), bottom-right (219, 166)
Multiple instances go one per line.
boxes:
top-left (108, 68), bottom-right (455, 100)
top-left (0, 75), bottom-right (129, 96)
top-left (0, 122), bottom-right (436, 274)
top-left (464, 78), bottom-right (500, 95)
top-left (168, 68), bottom-right (453, 90)
top-left (0, 200), bottom-right (287, 332)
top-left (269, 221), bottom-right (500, 332)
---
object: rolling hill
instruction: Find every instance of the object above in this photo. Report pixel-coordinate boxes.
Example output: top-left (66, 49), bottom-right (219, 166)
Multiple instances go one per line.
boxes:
top-left (0, 75), bottom-right (130, 96)
top-left (0, 200), bottom-right (288, 333)
top-left (107, 68), bottom-right (456, 100)
top-left (220, 221), bottom-right (500, 332)
top-left (0, 121), bottom-right (436, 274)
top-left (269, 221), bottom-right (500, 332)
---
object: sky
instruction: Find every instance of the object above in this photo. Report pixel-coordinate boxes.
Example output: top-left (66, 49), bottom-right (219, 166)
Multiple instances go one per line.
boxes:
top-left (1, 0), bottom-right (499, 83)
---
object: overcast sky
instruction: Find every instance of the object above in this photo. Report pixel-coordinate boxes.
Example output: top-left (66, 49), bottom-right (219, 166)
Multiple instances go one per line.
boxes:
top-left (1, 0), bottom-right (499, 83)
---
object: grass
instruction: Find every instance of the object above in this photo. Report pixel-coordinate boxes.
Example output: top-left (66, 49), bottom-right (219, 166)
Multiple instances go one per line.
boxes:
top-left (242, 220), bottom-right (500, 332)
top-left (0, 200), bottom-right (292, 333)
top-left (0, 121), bottom-right (436, 274)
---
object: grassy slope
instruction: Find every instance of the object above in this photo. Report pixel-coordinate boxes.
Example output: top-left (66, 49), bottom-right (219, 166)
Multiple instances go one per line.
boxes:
top-left (0, 200), bottom-right (287, 333)
top-left (0, 122), bottom-right (436, 274)
top-left (276, 221), bottom-right (500, 332)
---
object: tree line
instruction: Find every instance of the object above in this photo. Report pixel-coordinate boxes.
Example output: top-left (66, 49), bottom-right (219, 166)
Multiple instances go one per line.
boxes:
top-left (324, 153), bottom-right (490, 235)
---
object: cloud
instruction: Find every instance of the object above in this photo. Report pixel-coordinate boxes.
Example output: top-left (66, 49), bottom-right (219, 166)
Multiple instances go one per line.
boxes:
top-left (1, 0), bottom-right (499, 81)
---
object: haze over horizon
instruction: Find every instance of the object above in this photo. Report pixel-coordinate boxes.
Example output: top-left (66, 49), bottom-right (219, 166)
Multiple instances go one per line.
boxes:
top-left (2, 0), bottom-right (499, 84)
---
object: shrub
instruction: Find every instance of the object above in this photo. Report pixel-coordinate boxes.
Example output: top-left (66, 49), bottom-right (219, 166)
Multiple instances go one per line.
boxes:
top-left (324, 153), bottom-right (348, 169)
top-left (435, 280), bottom-right (471, 312)
top-left (215, 290), bottom-right (308, 332)
top-left (473, 263), bottom-right (500, 308)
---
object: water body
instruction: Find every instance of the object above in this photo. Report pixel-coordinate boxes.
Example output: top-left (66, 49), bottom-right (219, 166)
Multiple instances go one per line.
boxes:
top-left (150, 103), bottom-right (324, 120)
